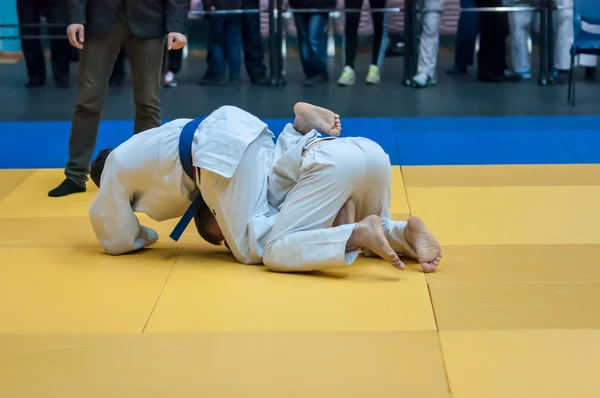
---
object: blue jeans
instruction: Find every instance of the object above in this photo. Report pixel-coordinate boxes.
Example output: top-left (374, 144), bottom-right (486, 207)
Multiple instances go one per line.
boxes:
top-left (294, 13), bottom-right (329, 78)
top-left (207, 14), bottom-right (242, 81)
top-left (454, 0), bottom-right (480, 67)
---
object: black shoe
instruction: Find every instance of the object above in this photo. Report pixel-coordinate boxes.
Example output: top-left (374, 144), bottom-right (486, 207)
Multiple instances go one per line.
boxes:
top-left (446, 65), bottom-right (467, 75)
top-left (25, 80), bottom-right (45, 88)
top-left (584, 67), bottom-right (596, 81)
top-left (109, 74), bottom-right (124, 87)
top-left (303, 74), bottom-right (329, 87)
top-left (48, 178), bottom-right (86, 197)
top-left (251, 75), bottom-right (269, 86)
top-left (478, 73), bottom-right (503, 83)
top-left (199, 75), bottom-right (228, 86)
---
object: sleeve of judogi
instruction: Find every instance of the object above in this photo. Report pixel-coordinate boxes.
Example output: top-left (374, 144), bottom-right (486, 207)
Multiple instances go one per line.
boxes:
top-left (89, 167), bottom-right (158, 256)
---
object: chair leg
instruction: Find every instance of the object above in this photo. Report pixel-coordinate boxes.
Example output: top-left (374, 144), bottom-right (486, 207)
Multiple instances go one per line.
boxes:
top-left (568, 55), bottom-right (574, 105)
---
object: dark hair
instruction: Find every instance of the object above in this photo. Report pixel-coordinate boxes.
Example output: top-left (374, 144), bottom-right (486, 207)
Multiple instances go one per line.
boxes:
top-left (193, 196), bottom-right (223, 246)
top-left (90, 148), bottom-right (114, 188)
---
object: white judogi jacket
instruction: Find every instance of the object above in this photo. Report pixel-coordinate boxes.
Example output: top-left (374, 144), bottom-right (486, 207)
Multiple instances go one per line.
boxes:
top-left (89, 106), bottom-right (267, 255)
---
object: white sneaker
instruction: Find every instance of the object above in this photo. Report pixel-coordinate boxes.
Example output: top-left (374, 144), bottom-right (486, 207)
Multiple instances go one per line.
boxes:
top-left (337, 66), bottom-right (356, 86)
top-left (365, 65), bottom-right (380, 85)
top-left (163, 71), bottom-right (178, 88)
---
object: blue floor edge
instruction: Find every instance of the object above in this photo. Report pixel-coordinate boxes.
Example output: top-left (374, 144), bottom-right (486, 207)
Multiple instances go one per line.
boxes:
top-left (1, 116), bottom-right (599, 168)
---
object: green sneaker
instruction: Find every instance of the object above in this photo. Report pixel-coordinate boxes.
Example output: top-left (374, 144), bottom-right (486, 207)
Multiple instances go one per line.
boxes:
top-left (365, 65), bottom-right (380, 85)
top-left (411, 73), bottom-right (437, 88)
top-left (337, 66), bottom-right (356, 86)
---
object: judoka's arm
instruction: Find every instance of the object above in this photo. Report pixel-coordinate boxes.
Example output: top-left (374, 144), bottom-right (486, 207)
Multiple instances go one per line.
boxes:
top-left (89, 174), bottom-right (158, 256)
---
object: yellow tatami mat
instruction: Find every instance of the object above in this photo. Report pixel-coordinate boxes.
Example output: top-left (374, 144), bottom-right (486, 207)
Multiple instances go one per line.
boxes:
top-left (440, 330), bottom-right (600, 398)
top-left (1, 164), bottom-right (600, 397)
top-left (146, 253), bottom-right (435, 332)
top-left (0, 332), bottom-right (450, 398)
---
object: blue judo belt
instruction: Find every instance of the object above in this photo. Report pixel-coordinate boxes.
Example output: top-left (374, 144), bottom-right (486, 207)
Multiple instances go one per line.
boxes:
top-left (169, 115), bottom-right (207, 242)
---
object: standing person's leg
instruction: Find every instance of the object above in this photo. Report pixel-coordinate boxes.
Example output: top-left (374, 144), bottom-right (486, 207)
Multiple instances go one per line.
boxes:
top-left (17, 0), bottom-right (46, 87)
top-left (224, 14), bottom-right (243, 84)
top-left (294, 13), bottom-right (315, 79)
top-left (552, 0), bottom-right (573, 83)
top-left (124, 32), bottom-right (164, 134)
top-left (413, 0), bottom-right (444, 87)
top-left (448, 0), bottom-right (479, 73)
top-left (44, 0), bottom-right (70, 87)
top-left (241, 0), bottom-right (268, 84)
top-left (303, 12), bottom-right (330, 86)
top-left (350, 137), bottom-right (442, 273)
top-left (163, 48), bottom-right (183, 87)
top-left (49, 24), bottom-right (128, 197)
top-left (507, 6), bottom-right (533, 79)
top-left (201, 15), bottom-right (228, 84)
top-left (475, 0), bottom-right (503, 81)
top-left (337, 0), bottom-right (362, 85)
top-left (366, 0), bottom-right (387, 84)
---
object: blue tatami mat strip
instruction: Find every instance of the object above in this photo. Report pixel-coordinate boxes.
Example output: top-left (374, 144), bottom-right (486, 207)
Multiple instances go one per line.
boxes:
top-left (0, 116), bottom-right (599, 168)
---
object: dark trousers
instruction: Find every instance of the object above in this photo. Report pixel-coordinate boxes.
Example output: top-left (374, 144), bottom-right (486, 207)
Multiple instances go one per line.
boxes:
top-left (474, 0), bottom-right (508, 77)
top-left (241, 0), bottom-right (267, 81)
top-left (164, 48), bottom-right (184, 74)
top-left (207, 14), bottom-right (242, 81)
top-left (454, 0), bottom-right (479, 68)
top-left (65, 21), bottom-right (165, 186)
top-left (344, 0), bottom-right (386, 68)
top-left (17, 0), bottom-right (70, 85)
top-left (294, 12), bottom-right (329, 78)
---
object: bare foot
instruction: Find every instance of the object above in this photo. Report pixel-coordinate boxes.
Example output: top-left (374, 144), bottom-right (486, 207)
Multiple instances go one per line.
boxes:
top-left (293, 102), bottom-right (341, 136)
top-left (333, 199), bottom-right (355, 227)
top-left (347, 215), bottom-right (405, 269)
top-left (404, 216), bottom-right (442, 273)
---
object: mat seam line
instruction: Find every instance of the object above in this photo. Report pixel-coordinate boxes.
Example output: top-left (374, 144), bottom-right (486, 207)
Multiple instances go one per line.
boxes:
top-left (550, 130), bottom-right (581, 163)
top-left (141, 248), bottom-right (181, 333)
top-left (428, 283), bottom-right (453, 396)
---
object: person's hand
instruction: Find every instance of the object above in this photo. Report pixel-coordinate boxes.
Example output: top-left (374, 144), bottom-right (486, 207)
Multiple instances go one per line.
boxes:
top-left (167, 32), bottom-right (187, 50)
top-left (67, 24), bottom-right (85, 49)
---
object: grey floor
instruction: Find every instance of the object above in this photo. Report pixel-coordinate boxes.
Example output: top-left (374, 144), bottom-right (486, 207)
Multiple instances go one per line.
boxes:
top-left (0, 47), bottom-right (598, 121)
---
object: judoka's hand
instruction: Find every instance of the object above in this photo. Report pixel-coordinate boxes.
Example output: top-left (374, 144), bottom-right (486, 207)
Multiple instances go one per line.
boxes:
top-left (167, 32), bottom-right (187, 50)
top-left (67, 24), bottom-right (85, 49)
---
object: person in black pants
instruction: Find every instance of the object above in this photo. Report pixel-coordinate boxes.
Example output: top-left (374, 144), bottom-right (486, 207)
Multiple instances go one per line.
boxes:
top-left (241, 0), bottom-right (268, 85)
top-left (163, 48), bottom-right (183, 87)
top-left (17, 0), bottom-right (70, 88)
top-left (447, 0), bottom-right (480, 74)
top-left (473, 0), bottom-right (508, 82)
top-left (337, 0), bottom-right (387, 86)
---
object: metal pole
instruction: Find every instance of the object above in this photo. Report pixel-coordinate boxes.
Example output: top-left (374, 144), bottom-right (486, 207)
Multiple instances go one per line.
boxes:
top-left (276, 0), bottom-right (285, 85)
top-left (538, 0), bottom-right (548, 85)
top-left (268, 0), bottom-right (278, 85)
top-left (403, 0), bottom-right (417, 85)
top-left (547, 0), bottom-right (555, 83)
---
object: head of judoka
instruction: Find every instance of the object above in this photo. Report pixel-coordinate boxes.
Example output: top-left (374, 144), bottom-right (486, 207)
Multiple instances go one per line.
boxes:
top-left (193, 200), bottom-right (226, 247)
top-left (90, 148), bottom-right (227, 248)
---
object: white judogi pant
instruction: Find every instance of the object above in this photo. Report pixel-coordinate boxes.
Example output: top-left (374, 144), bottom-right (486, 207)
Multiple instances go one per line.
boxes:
top-left (508, 0), bottom-right (573, 72)
top-left (263, 131), bottom-right (416, 272)
top-left (416, 0), bottom-right (445, 77)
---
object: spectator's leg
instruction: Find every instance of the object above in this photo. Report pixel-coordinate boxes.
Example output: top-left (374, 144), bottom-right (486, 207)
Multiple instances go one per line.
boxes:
top-left (225, 15), bottom-right (243, 83)
top-left (17, 0), bottom-right (46, 87)
top-left (241, 0), bottom-right (268, 83)
top-left (43, 0), bottom-right (70, 87)
top-left (450, 0), bottom-right (479, 72)
top-left (294, 13), bottom-right (314, 79)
